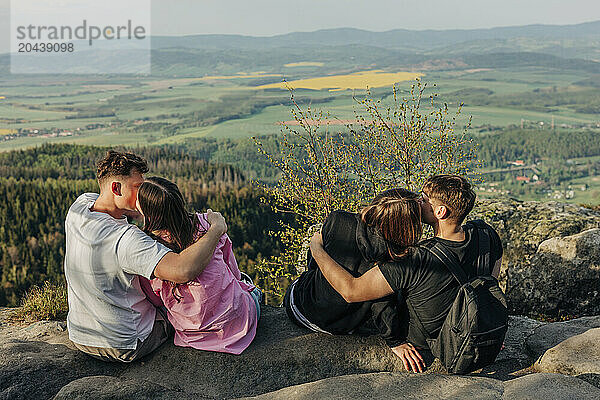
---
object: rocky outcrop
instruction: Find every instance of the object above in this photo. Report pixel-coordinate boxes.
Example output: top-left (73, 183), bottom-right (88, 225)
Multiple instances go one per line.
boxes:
top-left (0, 306), bottom-right (410, 400)
top-left (54, 376), bottom-right (199, 400)
top-left (3, 306), bottom-right (600, 399)
top-left (244, 373), bottom-right (505, 400)
top-left (525, 316), bottom-right (600, 358)
top-left (55, 372), bottom-right (600, 400)
top-left (524, 315), bottom-right (600, 389)
top-left (535, 328), bottom-right (600, 384)
top-left (473, 200), bottom-right (600, 318)
top-left (245, 372), bottom-right (600, 400)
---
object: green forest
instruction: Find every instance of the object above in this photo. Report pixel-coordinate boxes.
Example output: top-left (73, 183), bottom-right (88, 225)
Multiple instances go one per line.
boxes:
top-left (1, 124), bottom-right (599, 306)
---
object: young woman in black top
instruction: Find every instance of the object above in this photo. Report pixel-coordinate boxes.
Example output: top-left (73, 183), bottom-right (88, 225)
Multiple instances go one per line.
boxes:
top-left (284, 188), bottom-right (423, 351)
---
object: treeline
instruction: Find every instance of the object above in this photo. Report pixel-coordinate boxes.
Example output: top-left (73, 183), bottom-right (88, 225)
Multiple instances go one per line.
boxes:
top-left (0, 144), bottom-right (246, 184)
top-left (475, 129), bottom-right (600, 168)
top-left (5, 129), bottom-right (595, 182)
top-left (174, 128), bottom-right (600, 178)
top-left (439, 85), bottom-right (600, 115)
top-left (0, 144), bottom-right (289, 306)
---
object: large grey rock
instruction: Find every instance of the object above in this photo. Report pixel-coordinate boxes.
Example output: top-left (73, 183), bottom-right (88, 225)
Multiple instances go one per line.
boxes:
top-left (0, 306), bottom-right (542, 399)
top-left (119, 306), bottom-right (414, 398)
top-left (0, 340), bottom-right (122, 400)
top-left (53, 376), bottom-right (201, 400)
top-left (525, 316), bottom-right (600, 359)
top-left (535, 327), bottom-right (600, 378)
top-left (473, 200), bottom-right (600, 317)
top-left (4, 304), bottom-right (600, 399)
top-left (0, 307), bottom-right (422, 399)
top-left (242, 372), bottom-right (504, 400)
top-left (243, 371), bottom-right (600, 400)
top-left (502, 373), bottom-right (600, 400)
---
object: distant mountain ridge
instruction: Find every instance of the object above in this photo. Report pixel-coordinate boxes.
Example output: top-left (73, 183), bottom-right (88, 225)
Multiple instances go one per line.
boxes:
top-left (2, 21), bottom-right (599, 76)
top-left (151, 20), bottom-right (600, 51)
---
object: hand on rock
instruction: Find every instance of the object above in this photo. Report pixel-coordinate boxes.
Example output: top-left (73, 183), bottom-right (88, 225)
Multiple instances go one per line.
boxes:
top-left (391, 343), bottom-right (425, 373)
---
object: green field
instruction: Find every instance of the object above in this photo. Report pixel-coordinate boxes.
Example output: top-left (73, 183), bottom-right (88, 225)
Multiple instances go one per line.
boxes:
top-left (1, 63), bottom-right (598, 152)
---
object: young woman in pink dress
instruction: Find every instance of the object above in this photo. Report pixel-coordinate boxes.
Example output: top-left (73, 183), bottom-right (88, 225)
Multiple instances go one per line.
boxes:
top-left (136, 176), bottom-right (262, 355)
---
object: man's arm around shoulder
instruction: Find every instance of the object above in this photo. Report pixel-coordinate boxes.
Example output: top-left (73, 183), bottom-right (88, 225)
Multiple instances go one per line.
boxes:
top-left (153, 209), bottom-right (227, 283)
top-left (309, 232), bottom-right (394, 303)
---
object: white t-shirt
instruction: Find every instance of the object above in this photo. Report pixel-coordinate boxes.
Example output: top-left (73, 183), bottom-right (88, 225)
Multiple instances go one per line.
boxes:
top-left (64, 193), bottom-right (171, 349)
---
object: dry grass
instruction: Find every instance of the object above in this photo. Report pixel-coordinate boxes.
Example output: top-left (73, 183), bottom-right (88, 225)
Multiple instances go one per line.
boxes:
top-left (11, 281), bottom-right (68, 322)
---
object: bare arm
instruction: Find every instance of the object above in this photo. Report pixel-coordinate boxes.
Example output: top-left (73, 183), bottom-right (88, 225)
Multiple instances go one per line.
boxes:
top-left (492, 257), bottom-right (502, 279)
top-left (310, 232), bottom-right (394, 303)
top-left (153, 209), bottom-right (227, 283)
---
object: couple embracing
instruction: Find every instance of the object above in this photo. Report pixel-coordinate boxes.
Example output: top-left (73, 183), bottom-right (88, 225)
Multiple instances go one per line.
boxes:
top-left (65, 150), bottom-right (261, 362)
top-left (285, 175), bottom-right (503, 372)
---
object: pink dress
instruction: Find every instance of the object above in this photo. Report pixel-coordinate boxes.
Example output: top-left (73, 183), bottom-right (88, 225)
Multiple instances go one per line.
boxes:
top-left (141, 213), bottom-right (258, 355)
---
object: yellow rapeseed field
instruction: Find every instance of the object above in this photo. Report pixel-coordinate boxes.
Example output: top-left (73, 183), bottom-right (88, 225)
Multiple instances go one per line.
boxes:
top-left (255, 70), bottom-right (423, 91)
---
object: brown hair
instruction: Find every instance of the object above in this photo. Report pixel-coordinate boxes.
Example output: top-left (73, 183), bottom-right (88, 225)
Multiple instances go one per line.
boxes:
top-left (137, 176), bottom-right (203, 301)
top-left (422, 174), bottom-right (476, 224)
top-left (359, 188), bottom-right (423, 261)
top-left (96, 150), bottom-right (149, 184)
top-left (137, 176), bottom-right (200, 254)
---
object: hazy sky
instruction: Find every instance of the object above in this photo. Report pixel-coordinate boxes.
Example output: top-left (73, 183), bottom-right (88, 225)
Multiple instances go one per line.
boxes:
top-left (1, 0), bottom-right (599, 53)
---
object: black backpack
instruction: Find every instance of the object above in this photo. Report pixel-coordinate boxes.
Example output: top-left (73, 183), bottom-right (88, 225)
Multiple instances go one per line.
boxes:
top-left (408, 221), bottom-right (508, 374)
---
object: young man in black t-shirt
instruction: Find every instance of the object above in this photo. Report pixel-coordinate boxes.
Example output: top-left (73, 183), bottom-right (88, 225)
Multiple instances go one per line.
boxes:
top-left (310, 175), bottom-right (503, 372)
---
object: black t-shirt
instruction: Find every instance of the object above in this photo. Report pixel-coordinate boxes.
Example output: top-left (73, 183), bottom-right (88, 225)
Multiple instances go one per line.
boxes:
top-left (291, 210), bottom-right (405, 345)
top-left (378, 220), bottom-right (503, 349)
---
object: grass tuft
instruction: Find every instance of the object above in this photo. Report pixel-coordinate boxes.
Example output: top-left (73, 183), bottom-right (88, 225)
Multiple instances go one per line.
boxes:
top-left (11, 281), bottom-right (68, 322)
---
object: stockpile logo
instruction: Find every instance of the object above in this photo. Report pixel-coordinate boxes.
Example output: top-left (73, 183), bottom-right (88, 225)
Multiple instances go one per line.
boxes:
top-left (10, 0), bottom-right (151, 74)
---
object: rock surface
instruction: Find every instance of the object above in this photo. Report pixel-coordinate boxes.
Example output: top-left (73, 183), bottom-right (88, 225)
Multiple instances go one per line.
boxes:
top-left (244, 372), bottom-right (504, 400)
top-left (1, 306), bottom-right (412, 400)
top-left (525, 316), bottom-right (600, 359)
top-left (2, 306), bottom-right (600, 399)
top-left (535, 328), bottom-right (600, 379)
top-left (54, 376), bottom-right (201, 400)
top-left (0, 340), bottom-right (123, 400)
top-left (473, 200), bottom-right (600, 317)
top-left (525, 315), bottom-right (600, 389)
top-left (500, 373), bottom-right (600, 400)
top-left (243, 372), bottom-right (600, 400)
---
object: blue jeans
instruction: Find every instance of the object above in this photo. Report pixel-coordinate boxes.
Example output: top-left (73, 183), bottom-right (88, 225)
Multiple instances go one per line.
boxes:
top-left (249, 287), bottom-right (263, 321)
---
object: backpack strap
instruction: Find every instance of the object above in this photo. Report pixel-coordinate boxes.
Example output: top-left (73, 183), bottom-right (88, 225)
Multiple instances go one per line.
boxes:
top-left (469, 220), bottom-right (492, 276)
top-left (427, 242), bottom-right (469, 285)
top-left (408, 232), bottom-right (488, 343)
top-left (405, 242), bottom-right (467, 342)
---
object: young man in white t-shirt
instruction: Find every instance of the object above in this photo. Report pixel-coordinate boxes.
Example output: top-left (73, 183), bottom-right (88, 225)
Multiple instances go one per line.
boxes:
top-left (64, 150), bottom-right (227, 362)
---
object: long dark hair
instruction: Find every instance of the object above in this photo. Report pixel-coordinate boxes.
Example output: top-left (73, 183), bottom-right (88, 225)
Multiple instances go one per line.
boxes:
top-left (359, 188), bottom-right (423, 260)
top-left (137, 177), bottom-right (204, 300)
top-left (137, 176), bottom-right (200, 254)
